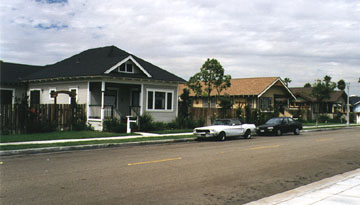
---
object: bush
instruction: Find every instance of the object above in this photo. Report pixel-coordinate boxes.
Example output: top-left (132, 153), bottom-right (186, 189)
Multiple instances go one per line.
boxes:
top-left (138, 112), bottom-right (155, 131)
top-left (103, 118), bottom-right (126, 133)
top-left (318, 114), bottom-right (330, 123)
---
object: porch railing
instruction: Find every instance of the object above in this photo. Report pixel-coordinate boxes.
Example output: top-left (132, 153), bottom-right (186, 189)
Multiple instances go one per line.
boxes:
top-left (88, 105), bottom-right (122, 120)
top-left (130, 106), bottom-right (141, 117)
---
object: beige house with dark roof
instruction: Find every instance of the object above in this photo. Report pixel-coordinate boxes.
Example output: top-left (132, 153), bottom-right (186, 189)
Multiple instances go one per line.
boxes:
top-left (179, 77), bottom-right (296, 116)
top-left (289, 87), bottom-right (347, 121)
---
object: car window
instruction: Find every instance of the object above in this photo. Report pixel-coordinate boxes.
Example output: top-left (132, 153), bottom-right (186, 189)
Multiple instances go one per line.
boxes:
top-left (283, 118), bottom-right (289, 123)
top-left (288, 118), bottom-right (294, 122)
top-left (232, 120), bottom-right (241, 125)
top-left (266, 118), bottom-right (282, 124)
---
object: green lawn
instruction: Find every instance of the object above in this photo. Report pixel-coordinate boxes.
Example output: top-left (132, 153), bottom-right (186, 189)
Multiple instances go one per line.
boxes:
top-left (302, 122), bottom-right (345, 126)
top-left (0, 131), bottom-right (138, 143)
top-left (150, 129), bottom-right (194, 134)
top-left (0, 134), bottom-right (196, 150)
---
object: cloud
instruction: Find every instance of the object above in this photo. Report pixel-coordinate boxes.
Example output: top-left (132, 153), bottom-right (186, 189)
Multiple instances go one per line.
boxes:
top-left (1, 0), bottom-right (360, 94)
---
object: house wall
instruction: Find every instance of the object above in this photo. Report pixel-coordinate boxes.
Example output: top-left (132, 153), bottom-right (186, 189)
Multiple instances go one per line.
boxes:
top-left (143, 84), bottom-right (178, 123)
top-left (28, 81), bottom-right (88, 104)
top-left (0, 84), bottom-right (27, 104)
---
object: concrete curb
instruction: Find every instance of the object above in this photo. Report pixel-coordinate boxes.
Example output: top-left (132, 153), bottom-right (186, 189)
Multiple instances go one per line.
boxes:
top-left (0, 126), bottom-right (358, 156)
top-left (0, 137), bottom-right (196, 156)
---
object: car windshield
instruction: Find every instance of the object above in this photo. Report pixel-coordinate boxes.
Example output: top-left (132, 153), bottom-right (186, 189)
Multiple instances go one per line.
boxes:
top-left (213, 120), bottom-right (231, 125)
top-left (266, 118), bottom-right (282, 124)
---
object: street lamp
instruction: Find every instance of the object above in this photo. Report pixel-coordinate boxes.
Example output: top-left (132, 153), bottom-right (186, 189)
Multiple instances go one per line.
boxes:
top-left (346, 82), bottom-right (350, 126)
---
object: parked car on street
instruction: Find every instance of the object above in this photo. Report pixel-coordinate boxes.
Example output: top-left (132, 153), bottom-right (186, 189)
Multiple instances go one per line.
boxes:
top-left (193, 119), bottom-right (256, 141)
top-left (257, 117), bottom-right (302, 136)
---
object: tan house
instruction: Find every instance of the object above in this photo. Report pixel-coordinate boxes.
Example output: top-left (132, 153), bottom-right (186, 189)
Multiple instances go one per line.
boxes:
top-left (179, 77), bottom-right (296, 116)
top-left (289, 87), bottom-right (347, 121)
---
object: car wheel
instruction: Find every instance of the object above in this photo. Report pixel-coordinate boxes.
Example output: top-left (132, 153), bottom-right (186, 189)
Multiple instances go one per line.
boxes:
top-left (276, 129), bottom-right (282, 136)
top-left (243, 130), bottom-right (251, 139)
top-left (294, 128), bottom-right (300, 135)
top-left (218, 132), bottom-right (226, 141)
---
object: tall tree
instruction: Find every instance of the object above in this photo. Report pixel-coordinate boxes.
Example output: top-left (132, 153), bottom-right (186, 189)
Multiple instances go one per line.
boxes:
top-left (283, 77), bottom-right (292, 86)
top-left (304, 83), bottom-right (311, 88)
top-left (337, 79), bottom-right (346, 91)
top-left (187, 58), bottom-right (231, 109)
top-left (311, 75), bottom-right (336, 125)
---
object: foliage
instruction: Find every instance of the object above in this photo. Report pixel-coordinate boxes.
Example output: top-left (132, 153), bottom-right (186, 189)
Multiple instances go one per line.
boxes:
top-left (337, 79), bottom-right (346, 91)
top-left (178, 88), bottom-right (193, 120)
top-left (283, 77), bottom-right (292, 86)
top-left (138, 112), bottom-right (155, 131)
top-left (236, 107), bottom-right (243, 120)
top-left (103, 118), bottom-right (126, 133)
top-left (304, 83), bottom-right (311, 88)
top-left (311, 75), bottom-right (336, 121)
top-left (318, 114), bottom-right (330, 123)
top-left (187, 58), bottom-right (231, 109)
top-left (218, 95), bottom-right (234, 118)
top-left (245, 105), bottom-right (251, 123)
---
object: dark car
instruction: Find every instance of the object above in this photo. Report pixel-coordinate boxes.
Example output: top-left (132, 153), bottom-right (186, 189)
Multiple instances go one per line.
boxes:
top-left (257, 117), bottom-right (302, 136)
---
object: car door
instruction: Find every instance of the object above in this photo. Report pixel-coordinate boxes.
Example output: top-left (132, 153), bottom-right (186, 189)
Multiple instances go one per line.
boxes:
top-left (282, 118), bottom-right (290, 133)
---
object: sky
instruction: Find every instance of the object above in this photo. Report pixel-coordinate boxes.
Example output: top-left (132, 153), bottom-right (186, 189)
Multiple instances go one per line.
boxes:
top-left (1, 0), bottom-right (360, 95)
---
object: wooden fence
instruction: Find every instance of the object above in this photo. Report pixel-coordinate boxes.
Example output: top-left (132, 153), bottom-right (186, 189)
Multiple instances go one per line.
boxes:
top-left (0, 104), bottom-right (86, 134)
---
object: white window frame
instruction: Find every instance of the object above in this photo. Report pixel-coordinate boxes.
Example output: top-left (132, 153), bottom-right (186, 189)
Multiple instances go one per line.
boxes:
top-left (49, 88), bottom-right (56, 100)
top-left (69, 87), bottom-right (78, 104)
top-left (146, 89), bottom-right (174, 112)
top-left (118, 62), bottom-right (134, 74)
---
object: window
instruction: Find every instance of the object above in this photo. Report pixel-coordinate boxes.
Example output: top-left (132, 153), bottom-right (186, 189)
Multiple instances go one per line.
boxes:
top-left (147, 89), bottom-right (173, 111)
top-left (260, 97), bottom-right (273, 111)
top-left (30, 90), bottom-right (40, 106)
top-left (49, 88), bottom-right (56, 100)
top-left (118, 63), bottom-right (134, 73)
top-left (0, 89), bottom-right (13, 105)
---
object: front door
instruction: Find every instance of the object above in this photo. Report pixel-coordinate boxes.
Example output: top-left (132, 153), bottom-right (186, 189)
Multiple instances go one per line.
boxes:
top-left (131, 91), bottom-right (140, 107)
top-left (104, 89), bottom-right (118, 108)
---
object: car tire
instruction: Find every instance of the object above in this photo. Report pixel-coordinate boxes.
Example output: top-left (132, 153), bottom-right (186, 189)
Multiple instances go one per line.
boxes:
top-left (276, 129), bottom-right (282, 136)
top-left (218, 132), bottom-right (226, 141)
top-left (243, 130), bottom-right (252, 139)
top-left (294, 128), bottom-right (300, 135)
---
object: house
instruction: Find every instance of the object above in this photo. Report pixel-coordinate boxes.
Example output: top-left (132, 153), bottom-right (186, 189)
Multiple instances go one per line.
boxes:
top-left (289, 87), bottom-right (347, 121)
top-left (0, 61), bottom-right (43, 105)
top-left (1, 46), bottom-right (186, 130)
top-left (350, 96), bottom-right (360, 124)
top-left (178, 77), bottom-right (296, 116)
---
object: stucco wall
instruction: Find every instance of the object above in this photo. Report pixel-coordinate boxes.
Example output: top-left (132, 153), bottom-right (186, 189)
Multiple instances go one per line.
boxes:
top-left (28, 81), bottom-right (88, 104)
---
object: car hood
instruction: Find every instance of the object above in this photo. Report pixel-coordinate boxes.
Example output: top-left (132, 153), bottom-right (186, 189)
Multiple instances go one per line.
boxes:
top-left (258, 123), bottom-right (279, 128)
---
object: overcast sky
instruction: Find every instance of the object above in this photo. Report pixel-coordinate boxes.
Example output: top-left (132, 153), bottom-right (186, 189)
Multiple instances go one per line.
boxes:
top-left (1, 0), bottom-right (359, 95)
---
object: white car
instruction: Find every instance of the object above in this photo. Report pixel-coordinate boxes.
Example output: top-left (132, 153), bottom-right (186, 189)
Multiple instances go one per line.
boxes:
top-left (193, 119), bottom-right (256, 141)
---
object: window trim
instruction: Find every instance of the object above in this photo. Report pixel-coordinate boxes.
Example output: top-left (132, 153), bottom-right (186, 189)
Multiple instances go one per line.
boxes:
top-left (0, 88), bottom-right (15, 104)
top-left (118, 62), bottom-right (134, 74)
top-left (146, 89), bottom-right (174, 112)
top-left (29, 88), bottom-right (41, 105)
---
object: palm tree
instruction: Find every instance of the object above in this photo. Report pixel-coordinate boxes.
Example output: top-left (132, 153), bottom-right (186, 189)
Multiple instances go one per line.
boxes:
top-left (337, 79), bottom-right (346, 90)
top-left (284, 77), bottom-right (292, 86)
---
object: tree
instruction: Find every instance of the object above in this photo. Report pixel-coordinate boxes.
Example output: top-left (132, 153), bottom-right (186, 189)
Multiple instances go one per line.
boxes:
top-left (283, 77), bottom-right (292, 86)
top-left (178, 88), bottom-right (193, 120)
top-left (337, 79), bottom-right (346, 91)
top-left (218, 94), bottom-right (234, 118)
top-left (304, 83), bottom-right (311, 88)
top-left (358, 77), bottom-right (360, 83)
top-left (187, 58), bottom-right (231, 109)
top-left (311, 75), bottom-right (336, 125)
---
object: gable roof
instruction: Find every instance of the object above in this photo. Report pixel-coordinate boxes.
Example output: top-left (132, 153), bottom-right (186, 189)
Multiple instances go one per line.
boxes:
top-left (179, 77), bottom-right (295, 98)
top-left (0, 61), bottom-right (43, 85)
top-left (289, 87), bottom-right (347, 102)
top-left (22, 46), bottom-right (185, 83)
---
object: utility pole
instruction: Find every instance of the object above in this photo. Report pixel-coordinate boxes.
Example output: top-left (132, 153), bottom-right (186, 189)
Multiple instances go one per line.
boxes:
top-left (346, 82), bottom-right (350, 126)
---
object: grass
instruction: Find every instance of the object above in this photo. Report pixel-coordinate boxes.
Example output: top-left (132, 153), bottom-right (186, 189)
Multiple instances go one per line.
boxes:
top-left (150, 129), bottom-right (194, 134)
top-left (303, 124), bottom-right (360, 130)
top-left (302, 122), bottom-right (347, 126)
top-left (0, 134), bottom-right (196, 151)
top-left (0, 131), bottom-right (139, 143)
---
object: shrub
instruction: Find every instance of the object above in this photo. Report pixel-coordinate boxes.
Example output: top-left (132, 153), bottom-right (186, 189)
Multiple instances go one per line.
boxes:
top-left (138, 112), bottom-right (155, 131)
top-left (318, 114), bottom-right (330, 123)
top-left (103, 118), bottom-right (126, 133)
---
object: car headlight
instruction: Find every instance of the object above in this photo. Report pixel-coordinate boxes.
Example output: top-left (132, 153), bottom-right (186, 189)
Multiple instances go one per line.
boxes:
top-left (267, 127), bottom-right (273, 130)
top-left (209, 129), bottom-right (217, 134)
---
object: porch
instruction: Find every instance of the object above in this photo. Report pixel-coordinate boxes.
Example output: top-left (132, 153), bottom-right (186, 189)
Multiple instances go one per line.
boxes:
top-left (87, 82), bottom-right (142, 130)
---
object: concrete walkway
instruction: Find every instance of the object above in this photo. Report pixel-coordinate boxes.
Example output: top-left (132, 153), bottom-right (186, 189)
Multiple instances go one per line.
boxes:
top-left (246, 168), bottom-right (360, 205)
top-left (0, 132), bottom-right (194, 145)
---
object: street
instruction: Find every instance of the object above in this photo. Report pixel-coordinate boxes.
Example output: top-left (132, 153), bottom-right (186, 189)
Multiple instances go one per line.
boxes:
top-left (1, 128), bottom-right (360, 205)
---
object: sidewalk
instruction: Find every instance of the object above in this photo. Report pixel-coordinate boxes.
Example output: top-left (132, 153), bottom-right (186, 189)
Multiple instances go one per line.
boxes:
top-left (246, 168), bottom-right (360, 205)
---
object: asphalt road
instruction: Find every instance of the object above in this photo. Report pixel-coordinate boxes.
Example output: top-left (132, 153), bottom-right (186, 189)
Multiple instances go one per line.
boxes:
top-left (1, 128), bottom-right (360, 205)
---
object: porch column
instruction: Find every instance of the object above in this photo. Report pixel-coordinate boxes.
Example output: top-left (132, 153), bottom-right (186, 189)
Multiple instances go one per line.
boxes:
top-left (87, 81), bottom-right (90, 120)
top-left (140, 83), bottom-right (144, 115)
top-left (101, 81), bottom-right (105, 122)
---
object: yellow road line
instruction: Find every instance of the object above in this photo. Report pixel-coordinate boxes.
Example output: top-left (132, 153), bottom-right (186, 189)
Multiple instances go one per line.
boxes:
top-left (128, 157), bottom-right (182, 166)
top-left (250, 144), bottom-right (280, 150)
top-left (316, 138), bottom-right (334, 142)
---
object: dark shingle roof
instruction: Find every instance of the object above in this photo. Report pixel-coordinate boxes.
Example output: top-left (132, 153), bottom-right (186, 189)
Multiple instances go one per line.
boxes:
top-left (289, 87), bottom-right (347, 102)
top-left (23, 46), bottom-right (185, 82)
top-left (0, 61), bottom-right (43, 85)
